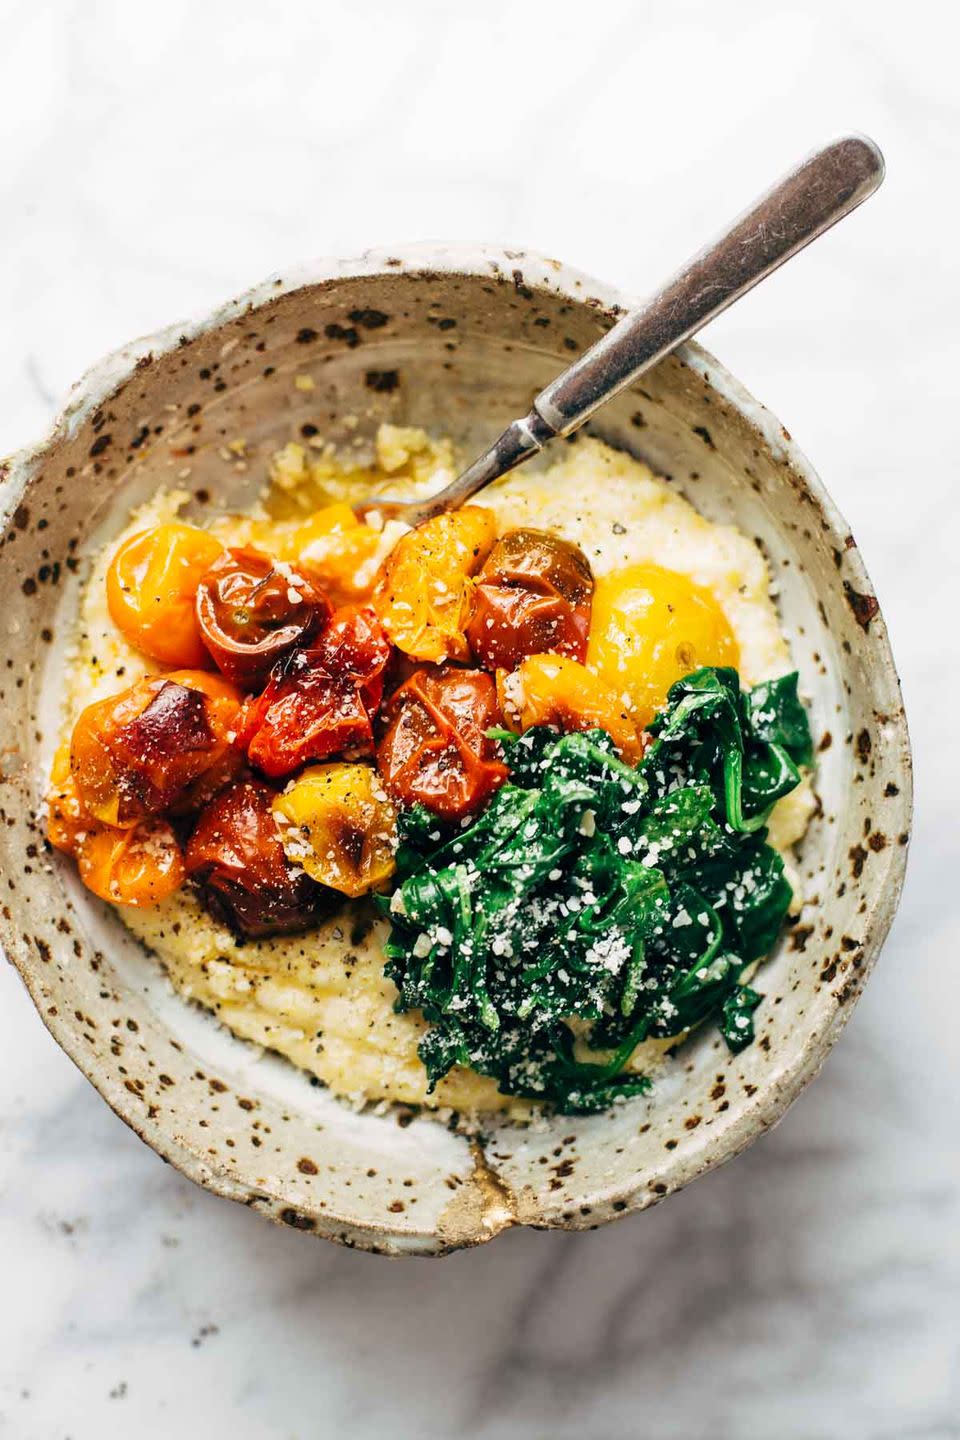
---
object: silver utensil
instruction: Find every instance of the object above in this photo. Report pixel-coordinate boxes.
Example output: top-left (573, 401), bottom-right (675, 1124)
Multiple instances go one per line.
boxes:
top-left (366, 133), bottom-right (883, 526)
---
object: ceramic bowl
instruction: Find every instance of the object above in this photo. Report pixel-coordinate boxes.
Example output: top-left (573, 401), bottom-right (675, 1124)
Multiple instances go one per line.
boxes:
top-left (0, 246), bottom-right (911, 1255)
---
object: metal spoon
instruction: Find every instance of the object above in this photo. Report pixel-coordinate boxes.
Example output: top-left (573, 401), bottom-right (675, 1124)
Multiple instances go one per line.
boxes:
top-left (364, 133), bottom-right (883, 527)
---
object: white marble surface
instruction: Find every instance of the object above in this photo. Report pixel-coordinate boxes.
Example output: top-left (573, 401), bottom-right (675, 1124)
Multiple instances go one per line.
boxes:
top-left (1, 2), bottom-right (957, 1436)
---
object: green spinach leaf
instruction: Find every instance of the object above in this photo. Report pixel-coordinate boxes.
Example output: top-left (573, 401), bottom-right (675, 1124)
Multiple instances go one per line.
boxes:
top-left (382, 666), bottom-right (811, 1113)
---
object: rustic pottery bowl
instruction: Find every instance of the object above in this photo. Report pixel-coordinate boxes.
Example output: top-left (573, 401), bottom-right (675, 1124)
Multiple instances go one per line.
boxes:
top-left (0, 247), bottom-right (911, 1255)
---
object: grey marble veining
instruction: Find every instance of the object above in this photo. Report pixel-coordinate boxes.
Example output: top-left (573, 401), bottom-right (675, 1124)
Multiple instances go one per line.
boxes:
top-left (1, 1), bottom-right (958, 1436)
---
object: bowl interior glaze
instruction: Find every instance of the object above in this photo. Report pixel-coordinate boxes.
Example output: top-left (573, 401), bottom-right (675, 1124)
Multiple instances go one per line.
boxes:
top-left (0, 248), bottom-right (911, 1254)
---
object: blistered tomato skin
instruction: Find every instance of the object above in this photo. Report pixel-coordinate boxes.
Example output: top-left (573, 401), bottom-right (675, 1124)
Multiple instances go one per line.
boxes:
top-left (185, 780), bottom-right (328, 939)
top-left (70, 675), bottom-right (243, 827)
top-left (241, 607), bottom-right (392, 779)
top-left (106, 524), bottom-right (225, 669)
top-left (372, 506), bottom-right (497, 663)
top-left (466, 528), bottom-right (594, 671)
top-left (500, 653), bottom-right (645, 764)
top-left (273, 763), bottom-right (397, 898)
top-left (377, 666), bottom-right (508, 819)
top-left (196, 547), bottom-right (331, 689)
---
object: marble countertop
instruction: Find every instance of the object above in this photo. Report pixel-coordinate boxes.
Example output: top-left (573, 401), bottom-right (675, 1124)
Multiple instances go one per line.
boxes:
top-left (1, 3), bottom-right (956, 1436)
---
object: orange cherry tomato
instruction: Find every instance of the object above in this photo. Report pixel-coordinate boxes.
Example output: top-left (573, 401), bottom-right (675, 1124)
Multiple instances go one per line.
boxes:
top-left (162, 670), bottom-right (246, 813)
top-left (465, 528), bottom-right (594, 671)
top-left (106, 523), bottom-right (225, 668)
top-left (70, 674), bottom-right (243, 827)
top-left (46, 740), bottom-right (93, 855)
top-left (292, 504), bottom-right (383, 605)
top-left (372, 507), bottom-right (497, 663)
top-left (377, 666), bottom-right (507, 819)
top-left (77, 820), bottom-right (185, 907)
top-left (241, 607), bottom-right (391, 779)
top-left (499, 653), bottom-right (646, 764)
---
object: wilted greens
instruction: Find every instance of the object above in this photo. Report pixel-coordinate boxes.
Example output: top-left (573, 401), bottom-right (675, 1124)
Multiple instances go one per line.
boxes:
top-left (381, 667), bottom-right (811, 1113)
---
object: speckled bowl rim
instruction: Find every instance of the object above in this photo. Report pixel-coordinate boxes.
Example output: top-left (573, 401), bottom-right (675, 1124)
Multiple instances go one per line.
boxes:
top-left (0, 244), bottom-right (912, 1250)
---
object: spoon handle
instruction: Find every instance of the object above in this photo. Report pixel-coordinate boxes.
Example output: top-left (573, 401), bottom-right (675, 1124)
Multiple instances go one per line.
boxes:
top-left (417, 134), bottom-right (884, 520)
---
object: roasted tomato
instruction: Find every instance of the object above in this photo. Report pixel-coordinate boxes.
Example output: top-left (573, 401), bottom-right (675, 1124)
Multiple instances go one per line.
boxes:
top-left (196, 546), bottom-right (330, 688)
top-left (377, 666), bottom-right (508, 819)
top-left (242, 606), bottom-right (392, 779)
top-left (70, 674), bottom-right (243, 827)
top-left (372, 506), bottom-right (497, 663)
top-left (47, 740), bottom-right (91, 855)
top-left (48, 737), bottom-right (186, 905)
top-left (587, 562), bottom-right (740, 729)
top-left (465, 528), bottom-right (594, 670)
top-left (106, 523), bottom-right (225, 668)
top-left (77, 820), bottom-right (186, 907)
top-left (499, 653), bottom-right (645, 764)
top-left (186, 779), bottom-right (327, 938)
top-left (273, 763), bottom-right (397, 898)
top-left (291, 503), bottom-right (383, 605)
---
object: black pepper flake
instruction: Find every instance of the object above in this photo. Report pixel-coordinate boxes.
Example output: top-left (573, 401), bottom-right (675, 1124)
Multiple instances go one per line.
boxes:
top-left (89, 433), bottom-right (112, 457)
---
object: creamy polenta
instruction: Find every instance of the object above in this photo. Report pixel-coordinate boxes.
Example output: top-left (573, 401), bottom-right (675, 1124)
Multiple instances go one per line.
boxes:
top-left (58, 428), bottom-right (814, 1115)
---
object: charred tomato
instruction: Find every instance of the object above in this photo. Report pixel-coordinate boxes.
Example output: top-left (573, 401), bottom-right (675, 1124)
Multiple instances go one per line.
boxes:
top-left (465, 527), bottom-right (594, 671)
top-left (377, 666), bottom-right (507, 819)
top-left (196, 546), bottom-right (331, 688)
top-left (185, 779), bottom-right (328, 939)
top-left (241, 606), bottom-right (392, 779)
top-left (70, 673), bottom-right (243, 827)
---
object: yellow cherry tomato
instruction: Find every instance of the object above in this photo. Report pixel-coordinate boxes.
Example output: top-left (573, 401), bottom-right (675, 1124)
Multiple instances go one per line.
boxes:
top-left (106, 523), bottom-right (225, 667)
top-left (273, 762), bottom-right (397, 898)
top-left (587, 563), bottom-right (739, 729)
top-left (291, 503), bottom-right (383, 605)
top-left (499, 653), bottom-right (645, 764)
top-left (372, 506), bottom-right (497, 663)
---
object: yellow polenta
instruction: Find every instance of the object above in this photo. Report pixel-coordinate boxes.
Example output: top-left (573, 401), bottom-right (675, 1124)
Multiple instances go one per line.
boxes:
top-left (65, 430), bottom-right (814, 1114)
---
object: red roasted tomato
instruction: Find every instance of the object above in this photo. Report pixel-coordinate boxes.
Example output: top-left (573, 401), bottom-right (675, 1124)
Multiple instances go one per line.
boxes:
top-left (185, 779), bottom-right (328, 938)
top-left (241, 606), bottom-right (392, 779)
top-left (70, 674), bottom-right (243, 828)
top-left (377, 666), bottom-right (507, 819)
top-left (465, 527), bottom-right (594, 671)
top-left (196, 546), bottom-right (331, 688)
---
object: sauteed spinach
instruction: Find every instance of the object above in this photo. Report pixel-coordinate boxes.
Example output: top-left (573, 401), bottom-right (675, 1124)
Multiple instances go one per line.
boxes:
top-left (382, 667), bottom-right (812, 1113)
